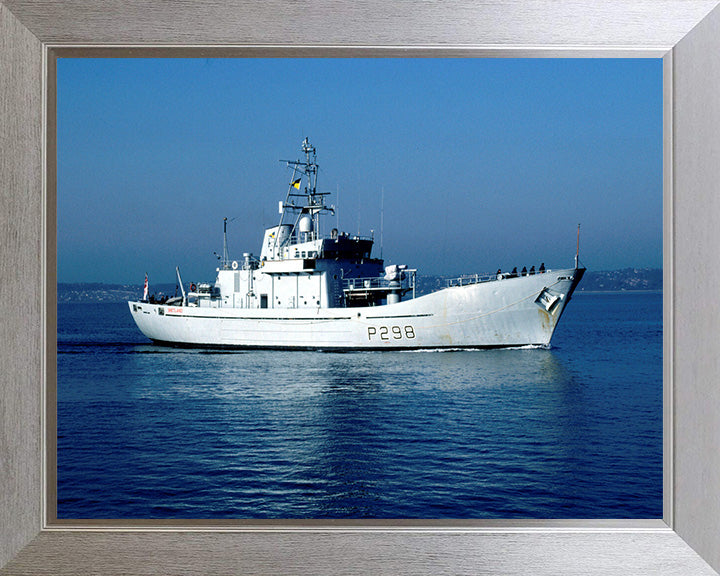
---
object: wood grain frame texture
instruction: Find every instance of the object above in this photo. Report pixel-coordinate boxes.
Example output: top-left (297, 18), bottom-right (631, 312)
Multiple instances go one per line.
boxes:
top-left (2, 1), bottom-right (720, 574)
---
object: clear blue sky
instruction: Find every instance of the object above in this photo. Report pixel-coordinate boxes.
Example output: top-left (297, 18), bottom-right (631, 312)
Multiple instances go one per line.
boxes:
top-left (57, 58), bottom-right (662, 284)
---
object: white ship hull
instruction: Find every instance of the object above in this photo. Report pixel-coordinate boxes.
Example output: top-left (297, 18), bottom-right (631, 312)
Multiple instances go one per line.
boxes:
top-left (129, 267), bottom-right (583, 350)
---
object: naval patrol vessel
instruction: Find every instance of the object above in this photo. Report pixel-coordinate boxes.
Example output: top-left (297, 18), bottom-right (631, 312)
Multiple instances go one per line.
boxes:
top-left (129, 138), bottom-right (584, 350)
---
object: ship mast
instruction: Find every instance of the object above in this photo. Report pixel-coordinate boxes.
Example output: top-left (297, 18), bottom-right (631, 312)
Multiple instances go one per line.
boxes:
top-left (214, 217), bottom-right (232, 270)
top-left (575, 223), bottom-right (580, 269)
top-left (278, 138), bottom-right (334, 243)
top-left (222, 217), bottom-right (230, 269)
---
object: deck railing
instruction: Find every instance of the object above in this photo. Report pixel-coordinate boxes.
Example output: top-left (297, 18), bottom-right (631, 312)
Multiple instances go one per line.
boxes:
top-left (445, 273), bottom-right (496, 287)
top-left (344, 268), bottom-right (552, 296)
top-left (343, 276), bottom-right (404, 290)
top-left (445, 269), bottom-right (551, 287)
top-left (343, 270), bottom-right (417, 294)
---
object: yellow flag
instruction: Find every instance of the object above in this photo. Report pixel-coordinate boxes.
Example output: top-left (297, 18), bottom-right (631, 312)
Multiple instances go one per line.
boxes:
top-left (291, 178), bottom-right (301, 189)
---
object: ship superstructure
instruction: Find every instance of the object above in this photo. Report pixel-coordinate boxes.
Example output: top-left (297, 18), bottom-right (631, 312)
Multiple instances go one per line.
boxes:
top-left (129, 138), bottom-right (584, 349)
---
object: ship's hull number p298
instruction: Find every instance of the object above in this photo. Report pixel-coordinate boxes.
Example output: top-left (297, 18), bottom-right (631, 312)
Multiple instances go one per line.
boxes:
top-left (367, 325), bottom-right (416, 340)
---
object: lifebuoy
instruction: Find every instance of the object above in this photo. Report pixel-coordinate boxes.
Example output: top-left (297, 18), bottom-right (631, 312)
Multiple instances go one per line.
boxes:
top-left (190, 283), bottom-right (196, 292)
top-left (231, 260), bottom-right (239, 270)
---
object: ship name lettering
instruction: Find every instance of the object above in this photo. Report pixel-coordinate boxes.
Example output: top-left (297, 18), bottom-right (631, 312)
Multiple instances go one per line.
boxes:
top-left (367, 325), bottom-right (416, 340)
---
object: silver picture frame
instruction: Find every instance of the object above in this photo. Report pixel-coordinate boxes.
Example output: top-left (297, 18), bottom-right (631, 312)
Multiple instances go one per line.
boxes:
top-left (2, 1), bottom-right (720, 574)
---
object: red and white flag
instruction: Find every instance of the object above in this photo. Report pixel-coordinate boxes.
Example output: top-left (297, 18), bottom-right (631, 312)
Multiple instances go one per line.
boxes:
top-left (143, 273), bottom-right (148, 301)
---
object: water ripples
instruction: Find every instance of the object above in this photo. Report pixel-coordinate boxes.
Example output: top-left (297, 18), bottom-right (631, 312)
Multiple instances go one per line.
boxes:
top-left (57, 294), bottom-right (662, 519)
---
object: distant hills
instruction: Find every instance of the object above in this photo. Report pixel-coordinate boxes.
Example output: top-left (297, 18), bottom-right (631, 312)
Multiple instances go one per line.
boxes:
top-left (58, 268), bottom-right (662, 303)
top-left (576, 268), bottom-right (662, 292)
top-left (57, 282), bottom-right (177, 304)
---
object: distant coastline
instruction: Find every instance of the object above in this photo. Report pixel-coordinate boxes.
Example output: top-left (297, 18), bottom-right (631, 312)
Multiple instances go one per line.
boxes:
top-left (58, 268), bottom-right (662, 303)
top-left (576, 268), bottom-right (662, 292)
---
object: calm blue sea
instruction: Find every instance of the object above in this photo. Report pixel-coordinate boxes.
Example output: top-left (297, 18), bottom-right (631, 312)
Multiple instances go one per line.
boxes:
top-left (57, 292), bottom-right (662, 519)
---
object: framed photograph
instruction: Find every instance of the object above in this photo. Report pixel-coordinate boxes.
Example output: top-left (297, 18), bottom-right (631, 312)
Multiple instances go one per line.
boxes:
top-left (2, 2), bottom-right (720, 574)
top-left (52, 55), bottom-right (664, 522)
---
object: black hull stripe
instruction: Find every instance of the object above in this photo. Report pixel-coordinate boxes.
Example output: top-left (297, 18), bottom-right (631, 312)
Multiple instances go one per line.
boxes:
top-left (165, 315), bottom-right (354, 320)
top-left (149, 339), bottom-right (546, 352)
top-left (364, 313), bottom-right (433, 319)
